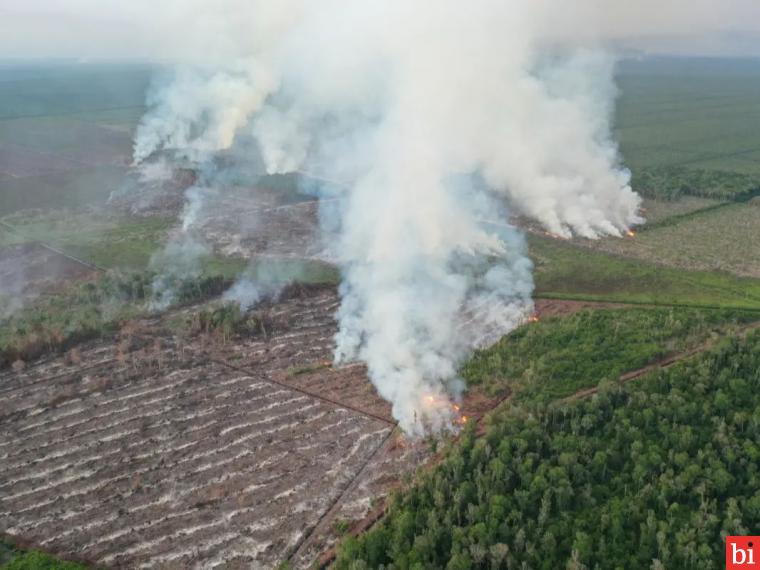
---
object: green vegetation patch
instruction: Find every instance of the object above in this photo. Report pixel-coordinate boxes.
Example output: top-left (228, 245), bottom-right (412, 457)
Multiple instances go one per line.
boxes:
top-left (530, 234), bottom-right (760, 309)
top-left (0, 541), bottom-right (88, 570)
top-left (639, 196), bottom-right (723, 225)
top-left (168, 302), bottom-right (273, 343)
top-left (615, 58), bottom-right (760, 177)
top-left (1, 552), bottom-right (87, 570)
top-left (462, 307), bottom-right (756, 402)
top-left (0, 166), bottom-right (130, 217)
top-left (0, 211), bottom-right (175, 270)
top-left (0, 270), bottom-right (233, 368)
top-left (338, 330), bottom-right (760, 570)
top-left (632, 166), bottom-right (760, 201)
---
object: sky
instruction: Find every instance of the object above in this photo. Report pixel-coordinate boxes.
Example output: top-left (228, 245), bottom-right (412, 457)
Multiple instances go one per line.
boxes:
top-left (2, 0), bottom-right (760, 61)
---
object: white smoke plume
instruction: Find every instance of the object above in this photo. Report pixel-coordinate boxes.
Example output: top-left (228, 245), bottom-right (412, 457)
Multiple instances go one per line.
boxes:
top-left (148, 185), bottom-right (215, 311)
top-left (223, 260), bottom-right (308, 311)
top-left (131, 1), bottom-right (646, 435)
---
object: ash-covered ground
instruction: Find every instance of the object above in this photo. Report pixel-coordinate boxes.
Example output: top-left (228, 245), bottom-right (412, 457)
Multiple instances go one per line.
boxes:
top-left (0, 277), bottom-right (609, 568)
top-left (0, 285), bottom-right (432, 569)
top-left (109, 169), bottom-right (334, 264)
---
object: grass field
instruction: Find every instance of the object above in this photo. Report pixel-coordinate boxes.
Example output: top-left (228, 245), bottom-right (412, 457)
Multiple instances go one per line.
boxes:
top-left (638, 196), bottom-right (723, 224)
top-left (0, 62), bottom-right (152, 120)
top-left (579, 200), bottom-right (760, 278)
top-left (0, 210), bottom-right (174, 270)
top-left (0, 63), bottom-right (150, 217)
top-left (617, 57), bottom-right (760, 176)
top-left (530, 234), bottom-right (760, 310)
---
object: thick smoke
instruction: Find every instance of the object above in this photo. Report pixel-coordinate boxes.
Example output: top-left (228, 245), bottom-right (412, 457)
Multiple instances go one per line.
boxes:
top-left (132, 1), bottom-right (643, 435)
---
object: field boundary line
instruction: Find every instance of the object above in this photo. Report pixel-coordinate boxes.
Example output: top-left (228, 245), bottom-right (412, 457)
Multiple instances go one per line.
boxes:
top-left (558, 320), bottom-right (760, 404)
top-left (209, 357), bottom-right (396, 427)
top-left (0, 221), bottom-right (105, 273)
top-left (288, 427), bottom-right (397, 566)
top-left (533, 293), bottom-right (760, 313)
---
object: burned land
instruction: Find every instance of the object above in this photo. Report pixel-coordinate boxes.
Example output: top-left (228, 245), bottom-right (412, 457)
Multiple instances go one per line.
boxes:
top-left (0, 274), bottom-right (650, 568)
top-left (0, 285), bottom-right (433, 569)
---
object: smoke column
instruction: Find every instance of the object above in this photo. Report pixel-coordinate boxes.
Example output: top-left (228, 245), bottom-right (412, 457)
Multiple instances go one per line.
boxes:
top-left (133, 1), bottom-right (642, 435)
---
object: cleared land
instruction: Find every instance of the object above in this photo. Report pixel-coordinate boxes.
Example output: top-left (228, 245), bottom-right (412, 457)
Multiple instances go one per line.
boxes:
top-left (638, 196), bottom-right (722, 224)
top-left (1, 280), bottom-right (545, 568)
top-left (0, 171), bottom-right (327, 276)
top-left (578, 200), bottom-right (760, 278)
top-left (529, 233), bottom-right (760, 309)
top-left (0, 286), bottom-right (430, 569)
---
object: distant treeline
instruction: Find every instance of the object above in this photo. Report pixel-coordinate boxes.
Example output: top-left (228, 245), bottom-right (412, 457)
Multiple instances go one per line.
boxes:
top-left (337, 330), bottom-right (760, 569)
top-left (632, 166), bottom-right (760, 202)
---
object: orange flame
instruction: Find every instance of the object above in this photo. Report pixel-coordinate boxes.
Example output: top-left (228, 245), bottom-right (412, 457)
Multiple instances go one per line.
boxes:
top-left (528, 315), bottom-right (540, 323)
top-left (420, 393), bottom-right (468, 428)
top-left (626, 229), bottom-right (636, 238)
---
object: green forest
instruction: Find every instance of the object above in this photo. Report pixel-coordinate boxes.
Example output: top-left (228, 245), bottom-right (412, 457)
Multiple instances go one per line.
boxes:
top-left (337, 331), bottom-right (760, 569)
top-left (462, 307), bottom-right (756, 401)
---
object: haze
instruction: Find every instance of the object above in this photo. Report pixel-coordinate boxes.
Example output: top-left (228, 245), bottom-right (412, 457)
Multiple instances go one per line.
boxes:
top-left (3, 0), bottom-right (760, 61)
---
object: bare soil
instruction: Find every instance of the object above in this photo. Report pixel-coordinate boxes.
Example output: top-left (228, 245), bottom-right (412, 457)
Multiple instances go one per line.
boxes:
top-left (0, 286), bottom-right (431, 569)
top-left (199, 197), bottom-right (328, 262)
